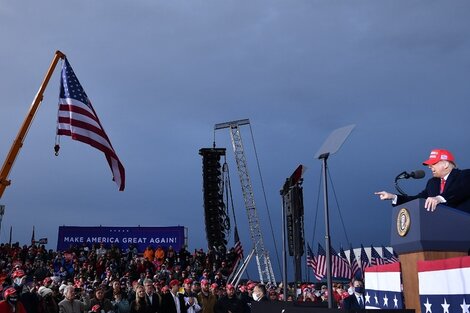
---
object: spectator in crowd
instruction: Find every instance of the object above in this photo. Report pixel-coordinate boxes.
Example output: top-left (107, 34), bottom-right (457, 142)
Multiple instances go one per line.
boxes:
top-left (112, 291), bottom-right (130, 313)
top-left (343, 279), bottom-right (365, 310)
top-left (143, 278), bottom-right (161, 313)
top-left (252, 284), bottom-right (268, 302)
top-left (161, 279), bottom-right (187, 313)
top-left (143, 247), bottom-right (155, 263)
top-left (214, 284), bottom-right (244, 313)
top-left (58, 285), bottom-right (90, 313)
top-left (130, 285), bottom-right (151, 313)
top-left (38, 286), bottom-right (59, 313)
top-left (197, 280), bottom-right (216, 313)
top-left (89, 287), bottom-right (114, 313)
top-left (0, 287), bottom-right (27, 313)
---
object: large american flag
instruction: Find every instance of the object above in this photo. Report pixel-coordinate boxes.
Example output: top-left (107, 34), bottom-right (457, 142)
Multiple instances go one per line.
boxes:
top-left (57, 58), bottom-right (125, 191)
top-left (331, 246), bottom-right (352, 279)
top-left (349, 245), bottom-right (361, 279)
top-left (382, 246), bottom-right (399, 264)
top-left (370, 246), bottom-right (385, 266)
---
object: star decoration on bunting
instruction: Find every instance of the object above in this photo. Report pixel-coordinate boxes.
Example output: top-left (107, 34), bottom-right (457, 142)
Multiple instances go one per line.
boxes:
top-left (393, 295), bottom-right (398, 308)
top-left (383, 294), bottom-right (389, 307)
top-left (441, 298), bottom-right (450, 313)
top-left (424, 297), bottom-right (432, 313)
top-left (461, 299), bottom-right (470, 313)
top-left (365, 292), bottom-right (371, 304)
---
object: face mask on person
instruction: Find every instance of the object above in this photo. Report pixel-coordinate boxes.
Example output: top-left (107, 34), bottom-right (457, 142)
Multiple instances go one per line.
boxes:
top-left (8, 296), bottom-right (18, 304)
top-left (354, 286), bottom-right (364, 294)
top-left (14, 277), bottom-right (25, 286)
top-left (252, 293), bottom-right (260, 301)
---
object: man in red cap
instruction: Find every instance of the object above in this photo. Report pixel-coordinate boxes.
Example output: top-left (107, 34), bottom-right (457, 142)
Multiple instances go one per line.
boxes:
top-left (197, 279), bottom-right (217, 313)
top-left (0, 287), bottom-right (27, 313)
top-left (376, 149), bottom-right (470, 212)
top-left (161, 280), bottom-right (187, 313)
top-left (214, 284), bottom-right (244, 313)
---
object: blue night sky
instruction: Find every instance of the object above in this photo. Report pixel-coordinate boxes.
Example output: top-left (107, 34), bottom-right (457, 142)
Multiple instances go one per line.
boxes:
top-left (1, 1), bottom-right (470, 280)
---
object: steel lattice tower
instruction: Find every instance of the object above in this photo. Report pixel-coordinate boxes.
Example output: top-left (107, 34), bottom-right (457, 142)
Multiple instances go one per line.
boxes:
top-left (215, 119), bottom-right (276, 284)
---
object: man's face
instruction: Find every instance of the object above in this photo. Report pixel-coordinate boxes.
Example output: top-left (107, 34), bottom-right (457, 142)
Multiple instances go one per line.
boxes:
top-left (65, 288), bottom-right (75, 301)
top-left (353, 281), bottom-right (363, 289)
top-left (201, 284), bottom-right (209, 293)
top-left (429, 161), bottom-right (450, 178)
top-left (144, 282), bottom-right (154, 294)
top-left (226, 287), bottom-right (235, 298)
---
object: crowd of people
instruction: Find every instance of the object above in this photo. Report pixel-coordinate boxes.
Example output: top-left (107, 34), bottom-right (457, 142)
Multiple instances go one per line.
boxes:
top-left (0, 242), bottom-right (360, 312)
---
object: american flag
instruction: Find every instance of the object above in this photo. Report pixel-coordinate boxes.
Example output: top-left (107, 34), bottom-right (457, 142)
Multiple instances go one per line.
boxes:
top-left (349, 245), bottom-right (361, 279)
top-left (360, 244), bottom-right (370, 278)
top-left (233, 227), bottom-right (243, 261)
top-left (57, 58), bottom-right (125, 191)
top-left (331, 246), bottom-right (352, 279)
top-left (382, 246), bottom-right (399, 264)
top-left (370, 246), bottom-right (385, 266)
top-left (306, 243), bottom-right (317, 272)
top-left (364, 262), bottom-right (404, 309)
top-left (314, 243), bottom-right (327, 281)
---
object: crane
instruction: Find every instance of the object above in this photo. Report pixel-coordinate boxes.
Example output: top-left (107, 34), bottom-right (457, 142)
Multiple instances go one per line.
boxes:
top-left (215, 119), bottom-right (276, 284)
top-left (0, 51), bottom-right (65, 214)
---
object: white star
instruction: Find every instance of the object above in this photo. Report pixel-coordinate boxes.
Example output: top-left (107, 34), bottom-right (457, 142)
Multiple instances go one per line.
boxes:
top-left (461, 298), bottom-right (470, 313)
top-left (423, 297), bottom-right (432, 313)
top-left (383, 294), bottom-right (389, 307)
top-left (393, 295), bottom-right (398, 308)
top-left (441, 298), bottom-right (450, 313)
top-left (374, 293), bottom-right (379, 305)
top-left (365, 292), bottom-right (371, 303)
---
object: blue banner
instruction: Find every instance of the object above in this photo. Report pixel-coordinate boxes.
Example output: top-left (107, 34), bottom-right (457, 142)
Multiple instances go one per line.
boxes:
top-left (57, 226), bottom-right (186, 252)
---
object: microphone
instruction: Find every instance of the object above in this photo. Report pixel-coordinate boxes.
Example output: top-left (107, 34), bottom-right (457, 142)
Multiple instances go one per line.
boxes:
top-left (395, 170), bottom-right (425, 180)
top-left (394, 170), bottom-right (426, 196)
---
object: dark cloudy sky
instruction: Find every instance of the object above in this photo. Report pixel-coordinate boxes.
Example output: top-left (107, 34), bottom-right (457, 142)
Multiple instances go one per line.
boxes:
top-left (1, 1), bottom-right (470, 280)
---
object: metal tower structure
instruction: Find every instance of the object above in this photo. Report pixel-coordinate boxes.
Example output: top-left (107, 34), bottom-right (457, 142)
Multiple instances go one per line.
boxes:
top-left (215, 119), bottom-right (276, 284)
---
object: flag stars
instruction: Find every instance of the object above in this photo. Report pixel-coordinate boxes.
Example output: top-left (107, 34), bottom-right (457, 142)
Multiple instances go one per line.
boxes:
top-left (365, 292), bottom-right (371, 304)
top-left (374, 293), bottom-right (379, 305)
top-left (461, 299), bottom-right (470, 313)
top-left (383, 294), bottom-right (389, 307)
top-left (441, 298), bottom-right (450, 313)
top-left (424, 297), bottom-right (432, 313)
top-left (393, 295), bottom-right (398, 308)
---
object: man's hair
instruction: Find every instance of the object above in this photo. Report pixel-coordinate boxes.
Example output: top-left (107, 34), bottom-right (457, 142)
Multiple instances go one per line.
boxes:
top-left (143, 278), bottom-right (154, 285)
top-left (255, 284), bottom-right (267, 295)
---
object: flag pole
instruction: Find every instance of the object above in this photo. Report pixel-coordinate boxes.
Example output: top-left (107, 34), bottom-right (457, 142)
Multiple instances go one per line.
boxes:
top-left (0, 50), bottom-right (65, 199)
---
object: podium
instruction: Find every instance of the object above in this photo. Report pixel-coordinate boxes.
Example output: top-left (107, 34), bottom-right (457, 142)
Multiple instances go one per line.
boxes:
top-left (390, 199), bottom-right (470, 313)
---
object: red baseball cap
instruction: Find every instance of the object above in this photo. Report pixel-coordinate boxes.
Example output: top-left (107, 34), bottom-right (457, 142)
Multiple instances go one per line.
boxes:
top-left (169, 279), bottom-right (180, 288)
top-left (226, 284), bottom-right (235, 290)
top-left (183, 278), bottom-right (192, 285)
top-left (201, 279), bottom-right (209, 286)
top-left (423, 149), bottom-right (455, 165)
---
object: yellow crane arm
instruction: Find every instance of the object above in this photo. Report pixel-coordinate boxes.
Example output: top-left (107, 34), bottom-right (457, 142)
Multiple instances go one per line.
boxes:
top-left (0, 50), bottom-right (65, 199)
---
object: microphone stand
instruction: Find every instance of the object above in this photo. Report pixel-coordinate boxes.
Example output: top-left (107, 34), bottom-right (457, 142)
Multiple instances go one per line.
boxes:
top-left (394, 171), bottom-right (409, 196)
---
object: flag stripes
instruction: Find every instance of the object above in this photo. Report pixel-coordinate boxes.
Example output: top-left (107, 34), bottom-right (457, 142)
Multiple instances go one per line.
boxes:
top-left (57, 58), bottom-right (125, 191)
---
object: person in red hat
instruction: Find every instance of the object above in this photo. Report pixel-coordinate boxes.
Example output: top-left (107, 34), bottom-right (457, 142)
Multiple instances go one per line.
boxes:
top-left (197, 279), bottom-right (217, 313)
top-left (160, 280), bottom-right (187, 313)
top-left (0, 287), bottom-right (27, 313)
top-left (376, 148), bottom-right (470, 213)
top-left (214, 284), bottom-right (244, 313)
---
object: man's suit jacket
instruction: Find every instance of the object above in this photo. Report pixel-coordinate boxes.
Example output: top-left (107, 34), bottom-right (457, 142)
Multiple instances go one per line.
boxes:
top-left (396, 168), bottom-right (470, 213)
top-left (342, 294), bottom-right (364, 310)
top-left (146, 293), bottom-right (162, 313)
top-left (161, 292), bottom-right (187, 313)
